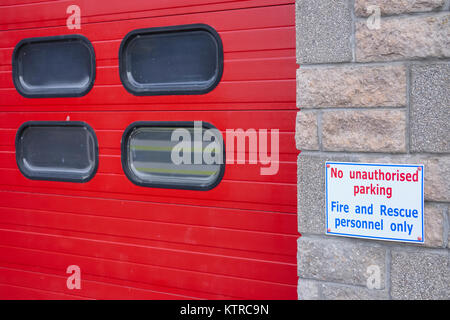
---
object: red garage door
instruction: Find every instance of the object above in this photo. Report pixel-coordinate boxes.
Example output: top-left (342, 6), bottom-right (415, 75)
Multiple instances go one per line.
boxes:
top-left (0, 0), bottom-right (298, 299)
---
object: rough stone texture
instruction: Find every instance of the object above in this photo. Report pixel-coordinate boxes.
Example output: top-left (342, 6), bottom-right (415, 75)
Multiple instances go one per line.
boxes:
top-left (298, 154), bottom-right (354, 235)
top-left (296, 0), bottom-right (352, 64)
top-left (295, 111), bottom-right (319, 151)
top-left (319, 282), bottom-right (389, 300)
top-left (420, 156), bottom-right (450, 202)
top-left (391, 249), bottom-right (449, 299)
top-left (297, 279), bottom-right (320, 300)
top-left (356, 13), bottom-right (450, 62)
top-left (297, 66), bottom-right (407, 108)
top-left (297, 237), bottom-right (387, 287)
top-left (410, 63), bottom-right (450, 153)
top-left (355, 0), bottom-right (446, 16)
top-left (321, 110), bottom-right (407, 152)
top-left (424, 203), bottom-right (445, 247)
top-left (297, 154), bottom-right (327, 235)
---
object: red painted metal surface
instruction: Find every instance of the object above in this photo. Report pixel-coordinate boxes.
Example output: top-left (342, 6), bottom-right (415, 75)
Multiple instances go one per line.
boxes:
top-left (0, 0), bottom-right (298, 299)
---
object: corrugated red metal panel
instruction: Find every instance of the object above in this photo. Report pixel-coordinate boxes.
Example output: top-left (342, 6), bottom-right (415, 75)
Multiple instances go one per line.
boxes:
top-left (0, 0), bottom-right (294, 30)
top-left (0, 0), bottom-right (298, 299)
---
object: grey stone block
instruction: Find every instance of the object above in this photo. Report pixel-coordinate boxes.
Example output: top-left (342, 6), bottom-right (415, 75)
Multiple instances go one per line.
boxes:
top-left (296, 0), bottom-right (353, 64)
top-left (298, 153), bottom-right (355, 235)
top-left (297, 279), bottom-right (320, 300)
top-left (297, 236), bottom-right (387, 287)
top-left (391, 249), bottom-right (450, 299)
top-left (297, 154), bottom-right (326, 235)
top-left (410, 63), bottom-right (450, 153)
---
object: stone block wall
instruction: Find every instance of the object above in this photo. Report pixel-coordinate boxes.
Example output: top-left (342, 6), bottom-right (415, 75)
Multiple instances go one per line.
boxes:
top-left (295, 0), bottom-right (449, 299)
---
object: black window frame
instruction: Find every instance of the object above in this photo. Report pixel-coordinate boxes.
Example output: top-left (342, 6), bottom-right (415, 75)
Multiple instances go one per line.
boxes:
top-left (15, 121), bottom-right (99, 183)
top-left (121, 121), bottom-right (225, 191)
top-left (118, 24), bottom-right (224, 96)
top-left (12, 34), bottom-right (96, 98)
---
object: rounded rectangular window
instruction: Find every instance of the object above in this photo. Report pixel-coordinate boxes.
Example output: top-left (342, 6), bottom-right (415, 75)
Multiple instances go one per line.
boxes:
top-left (12, 35), bottom-right (95, 98)
top-left (121, 121), bottom-right (225, 190)
top-left (119, 24), bottom-right (223, 96)
top-left (16, 122), bottom-right (98, 182)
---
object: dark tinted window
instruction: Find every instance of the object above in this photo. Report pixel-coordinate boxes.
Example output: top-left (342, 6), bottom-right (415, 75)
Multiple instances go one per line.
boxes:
top-left (16, 122), bottom-right (98, 182)
top-left (12, 35), bottom-right (95, 98)
top-left (119, 24), bottom-right (223, 96)
top-left (121, 121), bottom-right (224, 190)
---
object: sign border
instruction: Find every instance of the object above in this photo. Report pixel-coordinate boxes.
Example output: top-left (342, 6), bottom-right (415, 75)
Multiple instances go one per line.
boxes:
top-left (325, 161), bottom-right (424, 244)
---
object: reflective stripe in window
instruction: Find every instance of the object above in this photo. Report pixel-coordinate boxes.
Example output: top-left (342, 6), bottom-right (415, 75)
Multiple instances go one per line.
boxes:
top-left (121, 121), bottom-right (225, 190)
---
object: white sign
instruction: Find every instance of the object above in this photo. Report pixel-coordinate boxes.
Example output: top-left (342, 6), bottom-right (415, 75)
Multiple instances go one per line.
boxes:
top-left (325, 162), bottom-right (424, 243)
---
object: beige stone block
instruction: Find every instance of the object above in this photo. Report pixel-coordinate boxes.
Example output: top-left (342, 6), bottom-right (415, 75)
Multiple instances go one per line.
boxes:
top-left (322, 110), bottom-right (406, 152)
top-left (356, 13), bottom-right (450, 62)
top-left (355, 0), bottom-right (446, 16)
top-left (295, 111), bottom-right (319, 151)
top-left (297, 65), bottom-right (407, 108)
top-left (423, 203), bottom-right (445, 247)
top-left (420, 157), bottom-right (450, 202)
